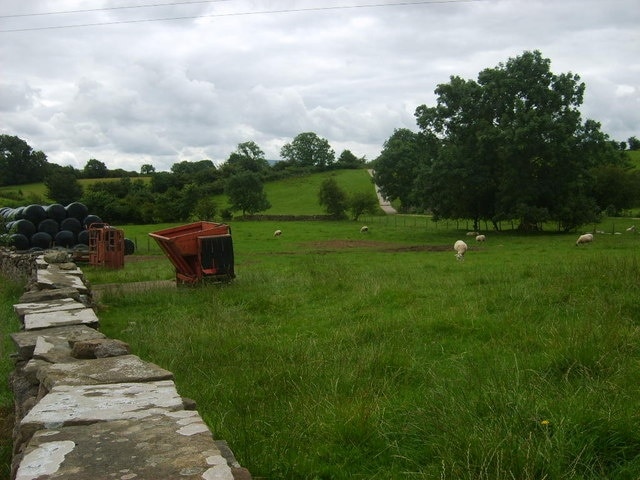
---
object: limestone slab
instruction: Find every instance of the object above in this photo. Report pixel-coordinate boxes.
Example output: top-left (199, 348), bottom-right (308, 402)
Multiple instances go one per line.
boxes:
top-left (19, 380), bottom-right (184, 440)
top-left (33, 335), bottom-right (74, 363)
top-left (23, 307), bottom-right (99, 331)
top-left (15, 411), bottom-right (234, 480)
top-left (11, 325), bottom-right (105, 360)
top-left (18, 287), bottom-right (83, 304)
top-left (35, 269), bottom-right (88, 293)
top-left (13, 298), bottom-right (87, 319)
top-left (36, 354), bottom-right (174, 390)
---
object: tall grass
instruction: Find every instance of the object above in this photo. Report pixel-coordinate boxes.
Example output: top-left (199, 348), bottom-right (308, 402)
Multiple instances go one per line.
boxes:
top-left (84, 221), bottom-right (640, 479)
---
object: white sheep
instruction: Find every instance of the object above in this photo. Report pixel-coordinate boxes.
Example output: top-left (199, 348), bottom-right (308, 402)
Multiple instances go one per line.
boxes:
top-left (626, 225), bottom-right (636, 232)
top-left (576, 233), bottom-right (593, 245)
top-left (360, 226), bottom-right (369, 233)
top-left (475, 234), bottom-right (486, 242)
top-left (274, 229), bottom-right (282, 237)
top-left (454, 240), bottom-right (468, 260)
top-left (466, 231), bottom-right (479, 237)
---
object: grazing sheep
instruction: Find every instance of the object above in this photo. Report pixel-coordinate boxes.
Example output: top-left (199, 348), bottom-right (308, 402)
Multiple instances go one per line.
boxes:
top-left (274, 229), bottom-right (282, 237)
top-left (360, 226), bottom-right (369, 233)
top-left (466, 231), bottom-right (479, 237)
top-left (475, 234), bottom-right (486, 242)
top-left (576, 233), bottom-right (593, 245)
top-left (454, 240), bottom-right (468, 260)
top-left (626, 225), bottom-right (636, 232)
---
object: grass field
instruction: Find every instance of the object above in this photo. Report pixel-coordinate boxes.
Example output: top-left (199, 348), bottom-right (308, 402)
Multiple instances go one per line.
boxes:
top-left (30, 217), bottom-right (638, 479)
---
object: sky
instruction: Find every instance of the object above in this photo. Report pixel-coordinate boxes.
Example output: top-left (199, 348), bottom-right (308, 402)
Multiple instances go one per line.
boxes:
top-left (1, 0), bottom-right (639, 173)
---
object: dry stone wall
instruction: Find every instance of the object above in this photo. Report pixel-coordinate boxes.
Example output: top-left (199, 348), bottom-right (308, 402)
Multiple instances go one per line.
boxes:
top-left (1, 247), bottom-right (251, 480)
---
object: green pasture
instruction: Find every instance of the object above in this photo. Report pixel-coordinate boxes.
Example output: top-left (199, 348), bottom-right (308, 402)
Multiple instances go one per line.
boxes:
top-left (4, 217), bottom-right (631, 479)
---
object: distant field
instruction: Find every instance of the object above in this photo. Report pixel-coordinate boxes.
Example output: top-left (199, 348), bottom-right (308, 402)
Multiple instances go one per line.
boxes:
top-left (627, 150), bottom-right (640, 169)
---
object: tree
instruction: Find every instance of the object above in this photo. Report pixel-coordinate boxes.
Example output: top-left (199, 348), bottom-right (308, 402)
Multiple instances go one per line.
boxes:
top-left (225, 172), bottom-right (271, 216)
top-left (0, 135), bottom-right (49, 186)
top-left (141, 164), bottom-right (156, 175)
top-left (222, 141), bottom-right (270, 176)
top-left (348, 191), bottom-right (379, 220)
top-left (44, 169), bottom-right (83, 205)
top-left (336, 149), bottom-right (365, 169)
top-left (413, 50), bottom-right (618, 230)
top-left (373, 128), bottom-right (429, 212)
top-left (83, 159), bottom-right (108, 178)
top-left (318, 177), bottom-right (348, 219)
top-left (280, 132), bottom-right (335, 170)
top-left (628, 136), bottom-right (640, 151)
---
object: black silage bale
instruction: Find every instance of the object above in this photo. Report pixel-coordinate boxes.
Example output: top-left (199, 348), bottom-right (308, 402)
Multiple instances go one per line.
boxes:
top-left (65, 202), bottom-right (89, 221)
top-left (9, 233), bottom-right (30, 251)
top-left (60, 217), bottom-right (82, 235)
top-left (38, 218), bottom-right (59, 236)
top-left (54, 230), bottom-right (76, 248)
top-left (30, 231), bottom-right (53, 249)
top-left (45, 203), bottom-right (67, 223)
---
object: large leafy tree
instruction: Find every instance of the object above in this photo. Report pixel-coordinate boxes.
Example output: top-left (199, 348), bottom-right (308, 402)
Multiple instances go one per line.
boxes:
top-left (336, 149), bottom-right (365, 169)
top-left (318, 177), bottom-right (348, 219)
top-left (44, 168), bottom-right (83, 205)
top-left (414, 50), bottom-right (622, 230)
top-left (225, 172), bottom-right (271, 216)
top-left (0, 135), bottom-right (49, 186)
top-left (83, 158), bottom-right (108, 178)
top-left (373, 128), bottom-right (430, 211)
top-left (280, 132), bottom-right (335, 170)
top-left (222, 141), bottom-right (270, 176)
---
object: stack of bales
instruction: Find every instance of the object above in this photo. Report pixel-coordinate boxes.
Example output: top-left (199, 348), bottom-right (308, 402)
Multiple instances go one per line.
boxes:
top-left (1, 202), bottom-right (134, 255)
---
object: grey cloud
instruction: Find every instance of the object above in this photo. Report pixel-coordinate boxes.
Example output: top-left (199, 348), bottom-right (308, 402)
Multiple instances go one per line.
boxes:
top-left (1, 0), bottom-right (638, 171)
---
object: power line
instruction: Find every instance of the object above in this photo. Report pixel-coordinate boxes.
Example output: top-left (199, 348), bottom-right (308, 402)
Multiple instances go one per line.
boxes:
top-left (0, 0), bottom-right (484, 33)
top-left (0, 0), bottom-right (235, 19)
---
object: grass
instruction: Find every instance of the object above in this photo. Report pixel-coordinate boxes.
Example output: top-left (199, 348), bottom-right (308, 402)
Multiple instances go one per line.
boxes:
top-left (209, 168), bottom-right (378, 216)
top-left (76, 219), bottom-right (640, 479)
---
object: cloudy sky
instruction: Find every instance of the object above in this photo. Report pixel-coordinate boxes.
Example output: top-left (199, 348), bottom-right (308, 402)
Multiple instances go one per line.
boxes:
top-left (1, 0), bottom-right (638, 172)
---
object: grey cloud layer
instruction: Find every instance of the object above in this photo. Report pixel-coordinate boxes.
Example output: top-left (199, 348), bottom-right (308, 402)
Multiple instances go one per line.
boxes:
top-left (1, 0), bottom-right (638, 171)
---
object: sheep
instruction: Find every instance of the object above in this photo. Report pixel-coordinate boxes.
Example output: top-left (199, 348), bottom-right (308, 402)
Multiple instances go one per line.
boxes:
top-left (466, 231), bottom-right (479, 237)
top-left (274, 229), bottom-right (282, 237)
top-left (360, 226), bottom-right (369, 233)
top-left (575, 233), bottom-right (593, 245)
top-left (454, 240), bottom-right (468, 260)
top-left (626, 225), bottom-right (636, 232)
top-left (475, 234), bottom-right (486, 242)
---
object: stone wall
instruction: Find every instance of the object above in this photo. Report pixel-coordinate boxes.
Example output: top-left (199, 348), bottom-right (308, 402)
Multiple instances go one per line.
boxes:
top-left (1, 248), bottom-right (251, 480)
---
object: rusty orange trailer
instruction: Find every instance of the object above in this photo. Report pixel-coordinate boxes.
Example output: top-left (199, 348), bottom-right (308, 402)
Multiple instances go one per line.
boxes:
top-left (149, 221), bottom-right (235, 285)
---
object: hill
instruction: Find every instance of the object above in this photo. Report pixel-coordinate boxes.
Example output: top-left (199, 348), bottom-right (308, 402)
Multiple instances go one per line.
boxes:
top-left (214, 169), bottom-right (378, 216)
top-left (1, 169), bottom-right (380, 218)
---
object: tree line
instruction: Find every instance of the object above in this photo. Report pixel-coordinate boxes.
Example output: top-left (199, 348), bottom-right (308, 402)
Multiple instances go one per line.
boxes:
top-left (373, 50), bottom-right (640, 231)
top-left (3, 50), bottom-right (639, 230)
top-left (0, 132), bottom-right (368, 224)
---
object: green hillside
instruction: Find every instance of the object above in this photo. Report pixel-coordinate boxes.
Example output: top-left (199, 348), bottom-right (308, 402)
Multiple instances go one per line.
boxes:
top-left (214, 169), bottom-right (378, 215)
top-left (0, 177), bottom-right (152, 208)
top-left (626, 150), bottom-right (640, 169)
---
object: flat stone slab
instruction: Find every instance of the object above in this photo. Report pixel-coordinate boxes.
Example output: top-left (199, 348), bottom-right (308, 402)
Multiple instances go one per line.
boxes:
top-left (15, 411), bottom-right (234, 480)
top-left (32, 335), bottom-right (74, 363)
top-left (14, 298), bottom-right (87, 318)
top-left (23, 307), bottom-right (99, 331)
top-left (18, 287), bottom-right (83, 304)
top-left (11, 325), bottom-right (105, 360)
top-left (46, 263), bottom-right (84, 276)
top-left (36, 354), bottom-right (174, 390)
top-left (35, 269), bottom-right (89, 294)
top-left (19, 380), bottom-right (184, 440)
